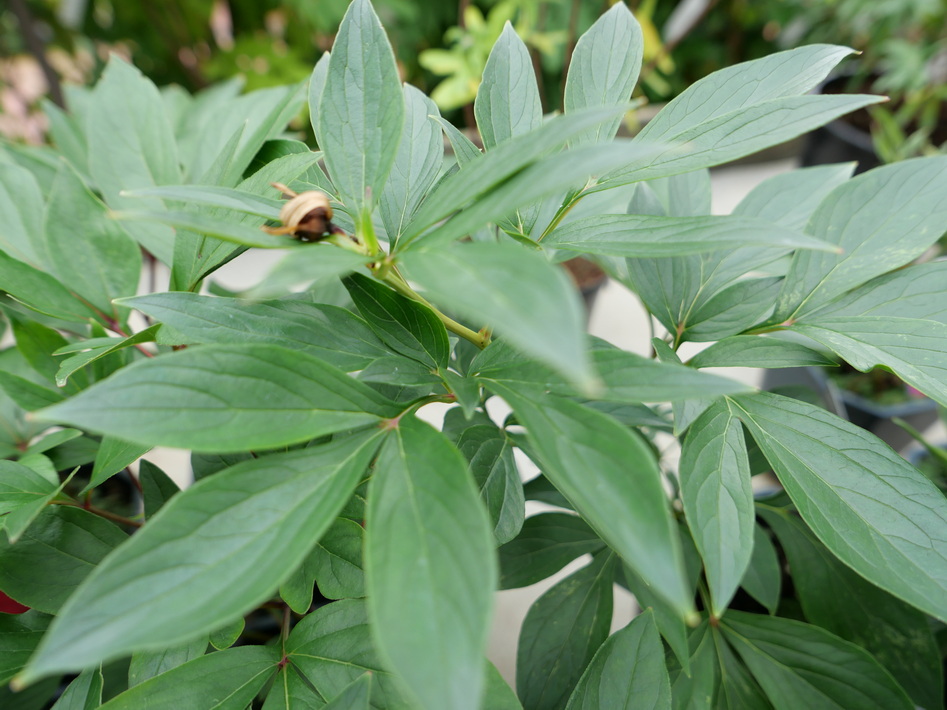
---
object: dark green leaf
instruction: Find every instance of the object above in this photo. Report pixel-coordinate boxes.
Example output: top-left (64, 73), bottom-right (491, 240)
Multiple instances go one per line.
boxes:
top-left (0, 371), bottom-right (63, 411)
top-left (776, 156), bottom-right (947, 320)
top-left (209, 617), bottom-right (245, 651)
top-left (689, 336), bottom-right (837, 370)
top-left (564, 3), bottom-right (642, 146)
top-left (85, 438), bottom-right (151, 494)
top-left (344, 273), bottom-right (450, 369)
top-left (35, 344), bottom-right (398, 453)
top-left (285, 599), bottom-right (413, 707)
top-left (670, 623), bottom-right (718, 710)
top-left (402, 242), bottom-right (592, 388)
top-left (19, 433), bottom-right (380, 681)
top-left (123, 293), bottom-right (387, 372)
top-left (740, 525), bottom-right (781, 615)
top-left (241, 245), bottom-right (371, 299)
top-left (731, 392), bottom-right (947, 622)
top-left (128, 637), bottom-right (207, 687)
top-left (0, 460), bottom-right (65, 544)
top-left (759, 508), bottom-right (942, 709)
top-left (455, 424), bottom-right (524, 545)
top-left (517, 554), bottom-right (615, 710)
top-left (0, 249), bottom-right (96, 323)
top-left (139, 460), bottom-right (179, 518)
top-left (310, 517), bottom-right (365, 600)
top-left (545, 215), bottom-right (836, 257)
top-left (490, 383), bottom-right (694, 620)
top-left (98, 646), bottom-right (279, 710)
top-left (50, 666), bottom-right (103, 710)
top-left (0, 162), bottom-right (45, 266)
top-left (55, 325), bottom-right (160, 387)
top-left (680, 402), bottom-right (753, 615)
top-left (498, 513), bottom-right (604, 589)
top-left (681, 278), bottom-right (783, 343)
top-left (317, 0), bottom-right (403, 212)
top-left (0, 611), bottom-right (50, 685)
top-left (721, 611), bottom-right (913, 710)
top-left (565, 610), bottom-right (671, 710)
top-left (366, 418), bottom-right (496, 710)
top-left (324, 674), bottom-right (371, 710)
top-left (0, 506), bottom-right (126, 614)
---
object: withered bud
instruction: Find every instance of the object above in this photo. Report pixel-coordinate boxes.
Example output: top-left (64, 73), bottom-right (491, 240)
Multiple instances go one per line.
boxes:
top-left (265, 190), bottom-right (334, 242)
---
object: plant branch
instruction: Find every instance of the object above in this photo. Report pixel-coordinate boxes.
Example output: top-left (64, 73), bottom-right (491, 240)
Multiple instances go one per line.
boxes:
top-left (52, 500), bottom-right (143, 528)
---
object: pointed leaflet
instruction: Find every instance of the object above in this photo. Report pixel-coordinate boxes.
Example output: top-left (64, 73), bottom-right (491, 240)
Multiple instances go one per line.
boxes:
top-left (0, 507), bottom-right (126, 614)
top-left (85, 437), bottom-right (151, 494)
top-left (50, 666), bottom-right (103, 710)
top-left (308, 51), bottom-right (330, 147)
top-left (776, 156), bottom-right (947, 320)
top-left (56, 325), bottom-right (160, 387)
top-left (285, 599), bottom-right (414, 707)
top-left (0, 461), bottom-right (72, 544)
top-left (759, 507), bottom-right (942, 709)
top-left (517, 554), bottom-right (616, 710)
top-left (18, 433), bottom-right (380, 682)
top-left (740, 524), bottom-right (781, 614)
top-left (475, 23), bottom-right (541, 150)
top-left (123, 293), bottom-right (388, 372)
top-left (689, 336), bottom-right (837, 370)
top-left (454, 423), bottom-right (525, 545)
top-left (488, 383), bottom-right (694, 620)
top-left (564, 2), bottom-right (642, 146)
top-left (679, 402), bottom-right (753, 616)
top-left (324, 674), bottom-right (371, 710)
top-left (544, 214), bottom-right (836, 257)
top-left (344, 273), bottom-right (450, 369)
top-left (565, 611), bottom-right (671, 710)
top-left (0, 611), bottom-right (50, 685)
top-left (498, 513), bottom-right (605, 590)
top-left (366, 417), bottom-right (496, 710)
top-left (97, 646), bottom-right (279, 710)
top-left (599, 45), bottom-right (883, 186)
top-left (730, 392), bottom-right (947, 622)
top-left (0, 162), bottom-right (45, 266)
top-left (380, 85), bottom-right (444, 241)
top-left (34, 344), bottom-right (398, 453)
top-left (87, 57), bottom-right (180, 264)
top-left (401, 241), bottom-right (593, 389)
top-left (0, 248), bottom-right (98, 323)
top-left (128, 637), bottom-right (208, 687)
top-left (317, 0), bottom-right (403, 212)
top-left (669, 622), bottom-right (718, 706)
top-left (721, 612), bottom-right (912, 710)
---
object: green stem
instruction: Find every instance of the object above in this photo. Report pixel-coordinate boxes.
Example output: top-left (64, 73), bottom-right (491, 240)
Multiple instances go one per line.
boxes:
top-left (537, 187), bottom-right (588, 243)
top-left (381, 271), bottom-right (490, 349)
top-left (357, 207), bottom-right (381, 256)
top-left (52, 500), bottom-right (143, 528)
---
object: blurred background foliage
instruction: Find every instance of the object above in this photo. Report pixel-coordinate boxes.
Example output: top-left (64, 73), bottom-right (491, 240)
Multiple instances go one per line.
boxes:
top-left (0, 0), bottom-right (944, 159)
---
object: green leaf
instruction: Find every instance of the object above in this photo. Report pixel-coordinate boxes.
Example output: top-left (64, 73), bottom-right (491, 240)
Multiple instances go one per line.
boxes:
top-left (344, 273), bottom-right (450, 370)
top-left (18, 434), bottom-right (380, 681)
top-left (380, 85), bottom-right (443, 241)
top-left (475, 23), bottom-right (541, 150)
top-left (739, 525), bottom-right (781, 615)
top-left (42, 163), bottom-right (141, 317)
top-left (310, 516), bottom-right (365, 600)
top-left (433, 116), bottom-right (482, 166)
top-left (564, 3), bottom-right (642, 146)
top-left (317, 0), bottom-right (403, 212)
top-left (285, 599), bottom-right (413, 707)
top-left (366, 417), bottom-right (496, 710)
top-left (111, 209), bottom-right (299, 249)
top-left (35, 344), bottom-right (398, 453)
top-left (85, 437), bottom-right (152, 494)
top-left (128, 636), bottom-right (207, 687)
top-left (323, 674), bottom-right (371, 709)
top-left (730, 392), bottom-right (947, 622)
top-left (565, 610), bottom-right (671, 710)
top-left (759, 508), bottom-right (942, 709)
top-left (0, 249), bottom-right (97, 323)
top-left (123, 185), bottom-right (282, 220)
top-left (454, 424), bottom-right (524, 545)
top-left (402, 242), bottom-right (592, 388)
top-left (602, 45), bottom-right (883, 186)
top-left (489, 384), bottom-right (694, 620)
top-left (545, 215), bottom-right (837, 257)
top-left (209, 617), bottom-right (245, 651)
top-left (482, 663), bottom-right (522, 709)
top-left (261, 665), bottom-right (322, 710)
top-left (55, 325), bottom-right (160, 387)
top-left (0, 371), bottom-right (63, 411)
top-left (517, 553), bottom-right (615, 710)
top-left (124, 293), bottom-right (387, 372)
top-left (721, 611), bottom-right (913, 710)
top-left (733, 163), bottom-right (855, 231)
top-left (139, 460), bottom-right (180, 519)
top-left (680, 402), bottom-right (753, 616)
top-left (50, 666), bottom-right (103, 710)
top-left (669, 623), bottom-right (718, 709)
top-left (87, 57), bottom-right (180, 264)
top-left (98, 646), bottom-right (279, 710)
top-left (242, 245), bottom-right (371, 299)
top-left (710, 629), bottom-right (771, 710)
top-left (498, 513), bottom-right (604, 589)
top-left (689, 336), bottom-right (837, 370)
top-left (776, 156), bottom-right (947, 320)
top-left (792, 317), bottom-right (947, 408)
top-left (0, 611), bottom-right (50, 685)
top-left (0, 460), bottom-right (66, 544)
top-left (680, 278), bottom-right (783, 343)
top-left (0, 162), bottom-right (46, 266)
top-left (0, 506), bottom-right (126, 614)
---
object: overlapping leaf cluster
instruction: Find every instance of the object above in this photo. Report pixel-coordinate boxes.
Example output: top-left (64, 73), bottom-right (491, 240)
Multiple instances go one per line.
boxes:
top-left (0, 0), bottom-right (945, 708)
